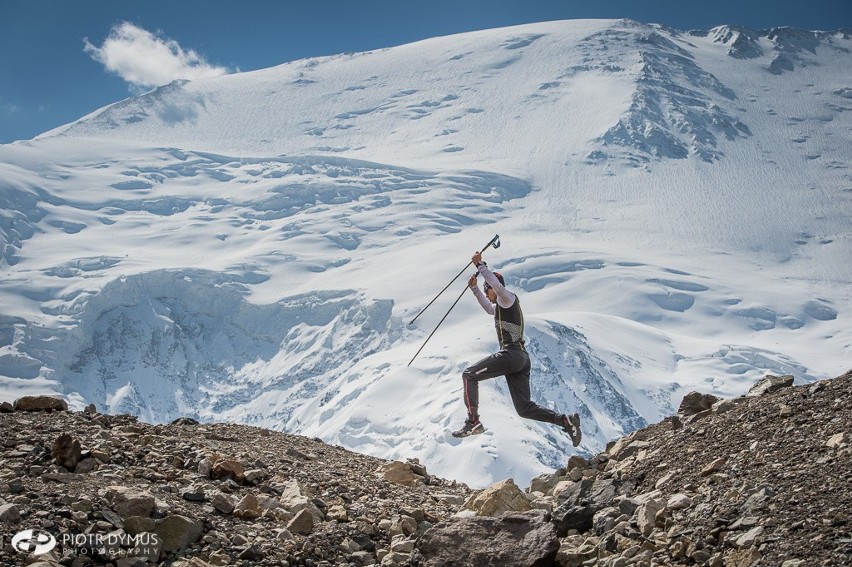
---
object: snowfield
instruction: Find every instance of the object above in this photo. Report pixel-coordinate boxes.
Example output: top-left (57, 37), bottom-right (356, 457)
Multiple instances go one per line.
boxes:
top-left (1, 19), bottom-right (850, 488)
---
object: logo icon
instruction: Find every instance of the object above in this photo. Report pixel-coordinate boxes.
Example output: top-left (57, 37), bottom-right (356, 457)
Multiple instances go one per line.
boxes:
top-left (12, 529), bottom-right (57, 555)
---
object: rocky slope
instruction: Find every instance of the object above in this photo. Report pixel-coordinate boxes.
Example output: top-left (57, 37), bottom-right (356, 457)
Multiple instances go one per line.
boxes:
top-left (1, 369), bottom-right (850, 567)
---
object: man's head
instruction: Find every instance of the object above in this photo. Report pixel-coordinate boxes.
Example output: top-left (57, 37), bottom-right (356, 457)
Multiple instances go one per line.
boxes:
top-left (483, 272), bottom-right (504, 303)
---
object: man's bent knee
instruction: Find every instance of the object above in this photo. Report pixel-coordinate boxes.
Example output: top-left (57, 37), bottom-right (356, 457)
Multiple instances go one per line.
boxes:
top-left (462, 367), bottom-right (479, 381)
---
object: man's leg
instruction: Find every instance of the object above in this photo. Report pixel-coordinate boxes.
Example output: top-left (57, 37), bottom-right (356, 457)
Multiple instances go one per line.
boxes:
top-left (461, 351), bottom-right (513, 420)
top-left (505, 355), bottom-right (563, 424)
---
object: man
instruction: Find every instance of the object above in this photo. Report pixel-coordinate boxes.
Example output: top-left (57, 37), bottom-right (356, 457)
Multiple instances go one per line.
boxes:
top-left (452, 250), bottom-right (582, 447)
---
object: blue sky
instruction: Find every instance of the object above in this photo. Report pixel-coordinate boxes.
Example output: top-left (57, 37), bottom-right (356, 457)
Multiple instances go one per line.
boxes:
top-left (1, 0), bottom-right (850, 144)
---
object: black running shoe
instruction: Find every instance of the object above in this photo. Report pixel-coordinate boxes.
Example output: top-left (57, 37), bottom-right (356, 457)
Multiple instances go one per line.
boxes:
top-left (452, 418), bottom-right (485, 438)
top-left (561, 413), bottom-right (582, 447)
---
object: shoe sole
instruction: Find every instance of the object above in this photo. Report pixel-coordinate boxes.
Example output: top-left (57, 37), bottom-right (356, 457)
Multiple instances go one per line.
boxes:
top-left (452, 426), bottom-right (486, 438)
top-left (569, 413), bottom-right (582, 446)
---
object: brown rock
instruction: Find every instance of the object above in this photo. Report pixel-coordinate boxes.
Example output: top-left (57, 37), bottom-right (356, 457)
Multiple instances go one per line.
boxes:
top-left (678, 392), bottom-right (720, 416)
top-left (211, 458), bottom-right (245, 483)
top-left (52, 433), bottom-right (82, 469)
top-left (375, 461), bottom-right (425, 487)
top-left (233, 493), bottom-right (262, 520)
top-left (14, 396), bottom-right (68, 411)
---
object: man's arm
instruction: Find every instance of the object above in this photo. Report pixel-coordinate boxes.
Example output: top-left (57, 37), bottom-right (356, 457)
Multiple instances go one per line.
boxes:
top-left (472, 252), bottom-right (515, 309)
top-left (469, 274), bottom-right (495, 314)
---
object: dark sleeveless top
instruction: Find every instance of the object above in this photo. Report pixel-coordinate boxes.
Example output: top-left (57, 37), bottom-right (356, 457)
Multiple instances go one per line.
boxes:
top-left (495, 296), bottom-right (525, 350)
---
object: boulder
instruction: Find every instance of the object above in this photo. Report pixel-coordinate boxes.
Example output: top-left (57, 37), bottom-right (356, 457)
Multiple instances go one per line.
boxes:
top-left (747, 375), bottom-right (794, 397)
top-left (529, 470), bottom-right (564, 495)
top-left (287, 508), bottom-right (314, 535)
top-left (105, 486), bottom-right (156, 519)
top-left (552, 504), bottom-right (596, 535)
top-left (700, 457), bottom-right (726, 477)
top-left (678, 392), bottom-right (720, 416)
top-left (667, 493), bottom-right (693, 511)
top-left (826, 432), bottom-right (848, 448)
top-left (153, 515), bottom-right (204, 553)
top-left (234, 493), bottom-right (262, 520)
top-left (375, 461), bottom-right (426, 487)
top-left (636, 498), bottom-right (663, 536)
top-left (608, 439), bottom-right (651, 461)
top-left (460, 478), bottom-right (531, 517)
top-left (412, 511), bottom-right (558, 567)
top-left (211, 493), bottom-right (235, 515)
top-left (211, 458), bottom-right (245, 483)
top-left (52, 433), bottom-right (82, 470)
top-left (171, 417), bottom-right (199, 425)
top-left (0, 502), bottom-right (21, 523)
top-left (552, 479), bottom-right (623, 536)
top-left (14, 396), bottom-right (68, 412)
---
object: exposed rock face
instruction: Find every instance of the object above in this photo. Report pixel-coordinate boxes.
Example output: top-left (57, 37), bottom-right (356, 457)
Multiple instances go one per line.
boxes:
top-left (542, 370), bottom-right (852, 566)
top-left (1, 370), bottom-right (849, 566)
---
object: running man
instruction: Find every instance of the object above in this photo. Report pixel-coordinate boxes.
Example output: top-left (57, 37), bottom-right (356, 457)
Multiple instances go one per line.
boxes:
top-left (452, 250), bottom-right (582, 447)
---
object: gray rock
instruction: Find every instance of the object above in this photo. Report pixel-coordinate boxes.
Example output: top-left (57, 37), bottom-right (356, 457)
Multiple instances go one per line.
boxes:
top-left (105, 486), bottom-right (155, 519)
top-left (74, 457), bottom-right (97, 474)
top-left (667, 493), bottom-right (693, 511)
top-left (287, 508), bottom-right (314, 535)
top-left (636, 498), bottom-right (663, 536)
top-left (197, 458), bottom-right (212, 478)
top-left (0, 502), bottom-right (21, 523)
top-left (211, 493), bottom-right (235, 514)
top-left (0, 401), bottom-right (13, 413)
top-left (238, 543), bottom-right (264, 561)
top-left (734, 525), bottom-right (764, 548)
top-left (181, 486), bottom-right (206, 502)
top-left (747, 374), bottom-right (794, 397)
top-left (152, 515), bottom-right (204, 553)
top-left (552, 504), bottom-right (596, 535)
top-left (412, 511), bottom-right (558, 567)
top-left (552, 478), bottom-right (624, 536)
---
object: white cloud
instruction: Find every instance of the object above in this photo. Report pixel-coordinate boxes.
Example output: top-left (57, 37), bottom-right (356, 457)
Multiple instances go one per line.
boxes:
top-left (0, 99), bottom-right (19, 114)
top-left (84, 22), bottom-right (230, 89)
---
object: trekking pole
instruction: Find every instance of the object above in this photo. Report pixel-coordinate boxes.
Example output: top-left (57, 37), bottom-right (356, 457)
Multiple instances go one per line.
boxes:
top-left (407, 277), bottom-right (474, 366)
top-left (408, 234), bottom-right (500, 326)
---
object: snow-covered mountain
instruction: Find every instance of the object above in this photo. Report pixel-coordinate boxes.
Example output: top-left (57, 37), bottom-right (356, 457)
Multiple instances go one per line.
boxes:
top-left (1, 19), bottom-right (850, 488)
